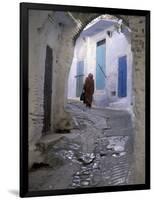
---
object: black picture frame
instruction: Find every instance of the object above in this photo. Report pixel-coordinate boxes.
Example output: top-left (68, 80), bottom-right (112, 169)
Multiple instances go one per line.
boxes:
top-left (20, 2), bottom-right (150, 198)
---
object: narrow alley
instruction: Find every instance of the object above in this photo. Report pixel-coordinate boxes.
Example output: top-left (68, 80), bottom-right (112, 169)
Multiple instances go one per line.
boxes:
top-left (29, 100), bottom-right (135, 191)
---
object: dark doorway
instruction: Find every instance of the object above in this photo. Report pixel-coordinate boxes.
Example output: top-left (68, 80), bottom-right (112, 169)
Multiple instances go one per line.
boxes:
top-left (42, 45), bottom-right (53, 134)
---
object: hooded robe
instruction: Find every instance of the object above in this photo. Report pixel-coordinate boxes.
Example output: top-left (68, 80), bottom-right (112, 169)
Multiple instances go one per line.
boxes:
top-left (83, 73), bottom-right (94, 107)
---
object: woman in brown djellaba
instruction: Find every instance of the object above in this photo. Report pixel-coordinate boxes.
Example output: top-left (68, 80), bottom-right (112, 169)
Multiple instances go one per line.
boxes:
top-left (83, 73), bottom-right (94, 108)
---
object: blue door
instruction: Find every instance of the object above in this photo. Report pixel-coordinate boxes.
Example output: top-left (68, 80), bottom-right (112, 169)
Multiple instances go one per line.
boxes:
top-left (118, 55), bottom-right (127, 97)
top-left (96, 40), bottom-right (106, 90)
top-left (76, 61), bottom-right (84, 97)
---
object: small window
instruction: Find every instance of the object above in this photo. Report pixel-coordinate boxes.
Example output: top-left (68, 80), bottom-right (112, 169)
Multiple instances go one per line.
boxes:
top-left (97, 39), bottom-right (106, 47)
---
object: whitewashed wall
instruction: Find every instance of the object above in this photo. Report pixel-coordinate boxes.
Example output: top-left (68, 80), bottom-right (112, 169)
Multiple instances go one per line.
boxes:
top-left (29, 10), bottom-right (76, 167)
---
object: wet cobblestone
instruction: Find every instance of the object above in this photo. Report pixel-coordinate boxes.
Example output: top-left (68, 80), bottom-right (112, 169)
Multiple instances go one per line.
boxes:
top-left (29, 100), bottom-right (135, 190)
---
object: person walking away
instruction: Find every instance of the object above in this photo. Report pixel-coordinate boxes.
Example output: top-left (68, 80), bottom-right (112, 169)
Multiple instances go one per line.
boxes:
top-left (83, 73), bottom-right (94, 108)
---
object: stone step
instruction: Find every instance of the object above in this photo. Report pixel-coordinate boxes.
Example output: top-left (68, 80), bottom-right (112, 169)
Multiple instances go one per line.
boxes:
top-left (107, 115), bottom-right (133, 129)
top-left (104, 128), bottom-right (134, 136)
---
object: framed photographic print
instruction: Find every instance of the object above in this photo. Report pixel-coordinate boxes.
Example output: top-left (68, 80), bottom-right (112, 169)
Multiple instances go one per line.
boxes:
top-left (20, 2), bottom-right (150, 197)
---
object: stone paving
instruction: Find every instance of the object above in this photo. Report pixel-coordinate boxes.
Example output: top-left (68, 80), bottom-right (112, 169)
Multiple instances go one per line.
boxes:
top-left (29, 100), bottom-right (135, 191)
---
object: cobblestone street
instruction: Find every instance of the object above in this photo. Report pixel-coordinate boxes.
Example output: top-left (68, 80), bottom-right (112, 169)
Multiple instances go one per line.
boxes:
top-left (29, 100), bottom-right (135, 191)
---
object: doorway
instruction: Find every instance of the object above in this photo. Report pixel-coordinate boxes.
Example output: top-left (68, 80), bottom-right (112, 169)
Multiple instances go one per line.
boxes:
top-left (96, 39), bottom-right (106, 90)
top-left (42, 45), bottom-right (53, 133)
top-left (118, 55), bottom-right (127, 97)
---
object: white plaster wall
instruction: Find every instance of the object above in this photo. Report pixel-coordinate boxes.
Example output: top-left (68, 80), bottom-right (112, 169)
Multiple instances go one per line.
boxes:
top-left (29, 10), bottom-right (64, 142)
top-left (68, 24), bottom-right (132, 109)
top-left (67, 57), bottom-right (77, 98)
top-left (68, 37), bottom-right (88, 98)
top-left (29, 10), bottom-right (76, 166)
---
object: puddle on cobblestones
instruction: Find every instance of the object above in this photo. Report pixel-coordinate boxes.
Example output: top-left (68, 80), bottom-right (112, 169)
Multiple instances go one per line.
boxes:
top-left (112, 151), bottom-right (127, 157)
top-left (77, 153), bottom-right (95, 165)
top-left (43, 135), bottom-right (130, 188)
top-left (29, 102), bottom-right (134, 190)
top-left (71, 153), bottom-right (102, 187)
top-left (71, 136), bottom-right (129, 188)
top-left (58, 150), bottom-right (74, 160)
top-left (107, 136), bottom-right (129, 152)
